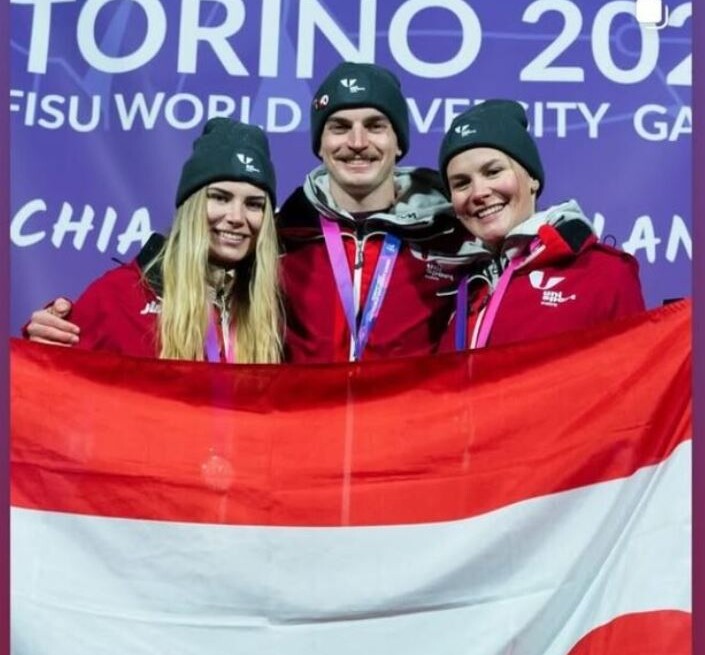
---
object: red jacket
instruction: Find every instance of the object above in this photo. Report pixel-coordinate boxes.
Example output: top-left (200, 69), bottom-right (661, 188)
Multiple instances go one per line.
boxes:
top-left (279, 167), bottom-right (462, 363)
top-left (68, 235), bottom-right (240, 362)
top-left (70, 259), bottom-right (160, 357)
top-left (438, 202), bottom-right (646, 351)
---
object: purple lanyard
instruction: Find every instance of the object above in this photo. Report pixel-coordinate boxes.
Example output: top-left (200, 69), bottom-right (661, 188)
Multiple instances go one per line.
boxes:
top-left (320, 216), bottom-right (401, 361)
top-left (456, 238), bottom-right (543, 351)
top-left (205, 307), bottom-right (235, 363)
top-left (455, 275), bottom-right (470, 351)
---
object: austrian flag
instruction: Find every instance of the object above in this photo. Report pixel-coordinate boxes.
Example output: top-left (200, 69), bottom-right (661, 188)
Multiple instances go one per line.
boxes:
top-left (11, 302), bottom-right (692, 654)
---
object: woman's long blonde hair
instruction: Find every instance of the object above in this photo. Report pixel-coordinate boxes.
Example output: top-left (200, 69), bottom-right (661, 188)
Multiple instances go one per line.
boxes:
top-left (146, 187), bottom-right (283, 363)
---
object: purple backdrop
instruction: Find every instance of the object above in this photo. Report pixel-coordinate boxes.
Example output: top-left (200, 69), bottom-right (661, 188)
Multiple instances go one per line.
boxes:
top-left (10, 0), bottom-right (692, 335)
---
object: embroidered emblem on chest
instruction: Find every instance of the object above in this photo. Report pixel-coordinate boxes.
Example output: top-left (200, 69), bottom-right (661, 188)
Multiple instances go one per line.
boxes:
top-left (529, 271), bottom-right (577, 307)
top-left (424, 261), bottom-right (454, 282)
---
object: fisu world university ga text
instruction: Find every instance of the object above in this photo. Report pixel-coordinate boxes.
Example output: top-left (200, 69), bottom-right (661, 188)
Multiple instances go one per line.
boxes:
top-left (9, 91), bottom-right (692, 142)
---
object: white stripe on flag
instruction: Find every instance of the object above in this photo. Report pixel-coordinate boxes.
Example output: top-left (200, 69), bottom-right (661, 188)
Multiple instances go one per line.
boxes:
top-left (12, 441), bottom-right (690, 655)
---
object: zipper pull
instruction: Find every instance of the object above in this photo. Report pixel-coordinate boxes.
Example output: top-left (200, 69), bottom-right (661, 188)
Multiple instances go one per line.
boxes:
top-left (354, 238), bottom-right (364, 270)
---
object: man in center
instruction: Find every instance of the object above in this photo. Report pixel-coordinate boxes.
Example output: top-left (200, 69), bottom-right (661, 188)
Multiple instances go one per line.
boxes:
top-left (278, 62), bottom-right (459, 362)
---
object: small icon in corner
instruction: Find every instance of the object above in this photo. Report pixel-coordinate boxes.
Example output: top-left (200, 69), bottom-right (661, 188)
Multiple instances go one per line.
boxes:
top-left (635, 0), bottom-right (669, 29)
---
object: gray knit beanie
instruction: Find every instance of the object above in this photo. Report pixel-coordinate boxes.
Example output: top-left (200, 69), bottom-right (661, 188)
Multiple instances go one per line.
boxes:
top-left (438, 100), bottom-right (544, 195)
top-left (310, 62), bottom-right (409, 159)
top-left (176, 118), bottom-right (277, 207)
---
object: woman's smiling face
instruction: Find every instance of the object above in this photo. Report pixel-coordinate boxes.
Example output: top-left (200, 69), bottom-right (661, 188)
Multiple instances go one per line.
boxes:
top-left (206, 180), bottom-right (267, 267)
top-left (446, 147), bottom-right (538, 249)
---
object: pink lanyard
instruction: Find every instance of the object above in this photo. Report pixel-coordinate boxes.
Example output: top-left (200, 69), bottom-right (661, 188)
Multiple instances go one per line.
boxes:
top-left (205, 306), bottom-right (235, 363)
top-left (463, 238), bottom-right (543, 350)
top-left (320, 216), bottom-right (401, 361)
top-left (474, 258), bottom-right (522, 348)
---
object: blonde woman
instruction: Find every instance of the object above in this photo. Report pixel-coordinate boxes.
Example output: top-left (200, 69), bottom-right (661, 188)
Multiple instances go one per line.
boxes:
top-left (56, 118), bottom-right (282, 363)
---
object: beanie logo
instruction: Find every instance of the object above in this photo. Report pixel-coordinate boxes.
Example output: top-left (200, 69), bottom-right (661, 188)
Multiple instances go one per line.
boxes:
top-left (340, 78), bottom-right (366, 93)
top-left (313, 94), bottom-right (329, 110)
top-left (236, 153), bottom-right (261, 174)
top-left (454, 124), bottom-right (477, 138)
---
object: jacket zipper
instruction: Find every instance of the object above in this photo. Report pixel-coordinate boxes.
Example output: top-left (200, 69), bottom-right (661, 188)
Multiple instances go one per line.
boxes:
top-left (350, 233), bottom-right (365, 361)
top-left (214, 287), bottom-right (231, 362)
top-left (340, 224), bottom-right (392, 362)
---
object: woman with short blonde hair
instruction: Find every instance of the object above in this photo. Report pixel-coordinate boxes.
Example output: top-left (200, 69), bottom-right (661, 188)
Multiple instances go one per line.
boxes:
top-left (437, 99), bottom-right (645, 351)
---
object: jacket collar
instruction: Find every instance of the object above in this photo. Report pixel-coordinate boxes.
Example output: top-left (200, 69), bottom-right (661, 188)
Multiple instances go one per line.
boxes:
top-left (136, 233), bottom-right (241, 305)
top-left (277, 165), bottom-right (456, 241)
top-left (500, 199), bottom-right (595, 263)
top-left (426, 199), bottom-right (596, 269)
top-left (136, 232), bottom-right (166, 297)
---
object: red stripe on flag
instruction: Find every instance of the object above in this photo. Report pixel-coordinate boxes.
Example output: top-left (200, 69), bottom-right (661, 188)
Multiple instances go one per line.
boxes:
top-left (567, 610), bottom-right (691, 655)
top-left (11, 301), bottom-right (692, 526)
